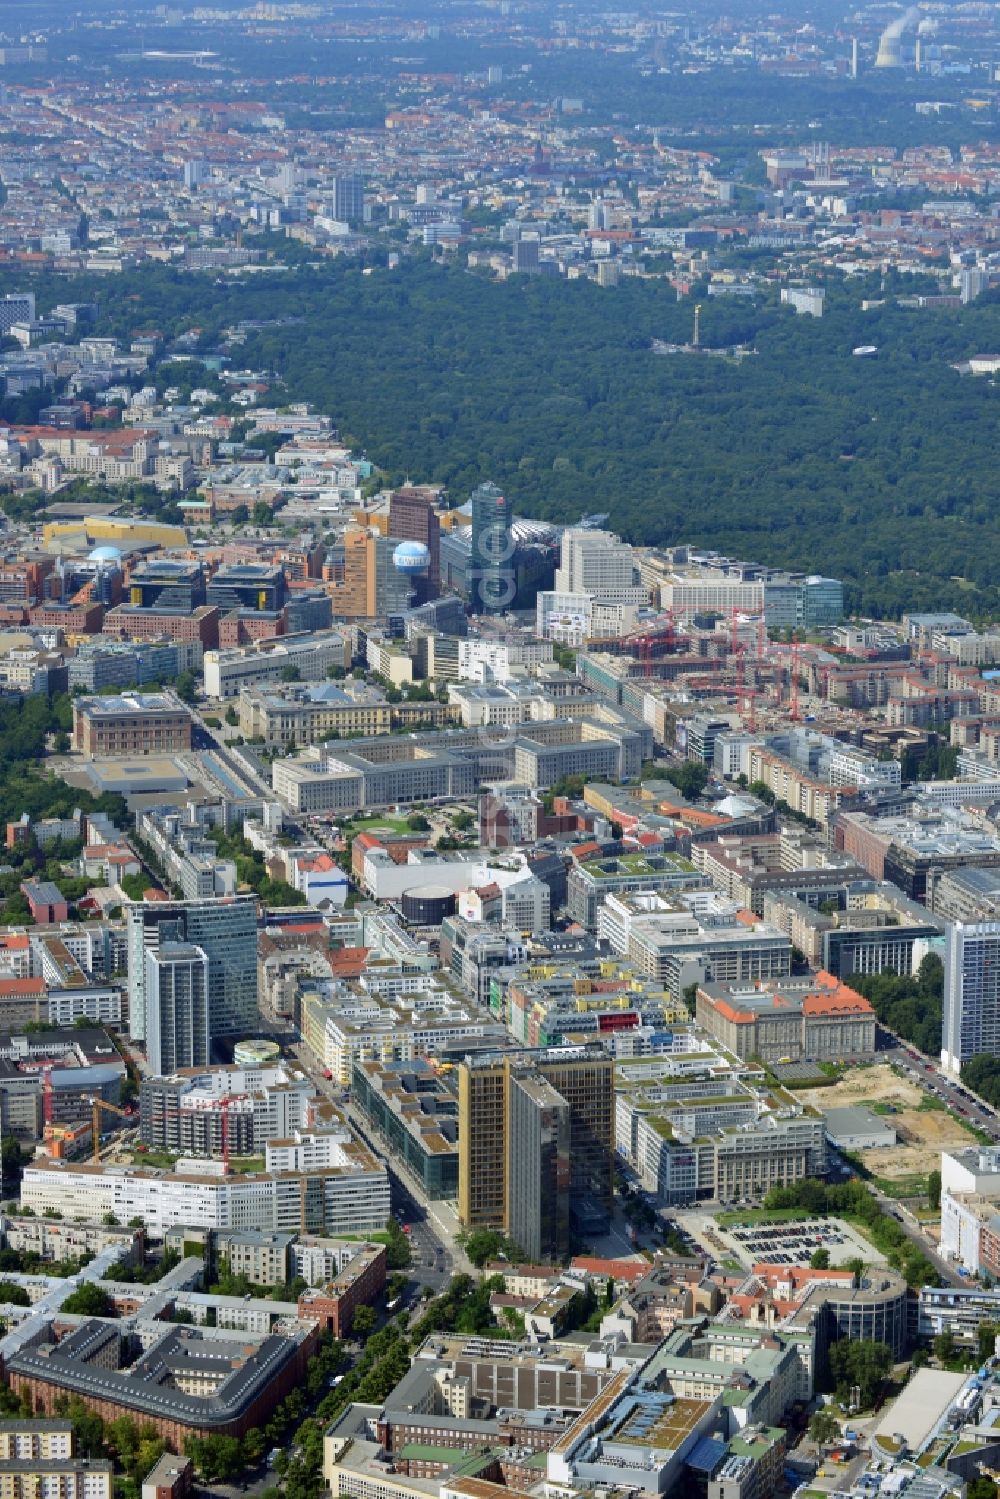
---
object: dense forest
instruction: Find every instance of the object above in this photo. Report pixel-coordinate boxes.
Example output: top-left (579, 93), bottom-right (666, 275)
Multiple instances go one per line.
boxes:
top-left (26, 255), bottom-right (1000, 618)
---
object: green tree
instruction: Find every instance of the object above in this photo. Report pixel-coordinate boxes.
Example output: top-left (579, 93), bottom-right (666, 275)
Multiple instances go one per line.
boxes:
top-left (928, 1169), bottom-right (941, 1211)
top-left (809, 1409), bottom-right (841, 1446)
top-left (829, 1339), bottom-right (893, 1408)
top-left (384, 1218), bottom-right (411, 1270)
top-left (979, 1324), bottom-right (1000, 1363)
top-left (67, 1398), bottom-right (105, 1457)
top-left (934, 1329), bottom-right (956, 1363)
top-left (61, 1283), bottom-right (113, 1317)
top-left (174, 670), bottom-right (197, 704)
top-left (184, 1433), bottom-right (244, 1482)
top-left (351, 1303), bottom-right (377, 1340)
top-left (641, 759), bottom-right (709, 799)
top-left (810, 1247), bottom-right (831, 1270)
top-left (461, 1229), bottom-right (506, 1268)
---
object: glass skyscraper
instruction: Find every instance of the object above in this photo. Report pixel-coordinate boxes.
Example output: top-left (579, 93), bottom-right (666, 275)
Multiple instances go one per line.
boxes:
top-left (128, 895), bottom-right (258, 1048)
top-left (469, 481), bottom-right (514, 614)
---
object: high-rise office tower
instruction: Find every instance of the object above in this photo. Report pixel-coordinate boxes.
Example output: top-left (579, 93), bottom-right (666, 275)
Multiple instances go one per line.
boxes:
top-left (336, 528), bottom-right (414, 619)
top-left (457, 1046), bottom-right (614, 1257)
top-left (469, 481), bottom-right (514, 615)
top-left (333, 173), bottom-right (365, 223)
top-left (506, 1069), bottom-right (571, 1263)
top-left (128, 896), bottom-right (258, 1047)
top-left (145, 943), bottom-right (209, 1076)
top-left (943, 921), bottom-right (1000, 1074)
top-left (961, 267), bottom-right (988, 305)
top-left (0, 293), bottom-right (34, 335)
top-left (389, 488), bottom-right (441, 601)
top-left (511, 236), bottom-right (540, 275)
top-left (588, 199), bottom-right (608, 231)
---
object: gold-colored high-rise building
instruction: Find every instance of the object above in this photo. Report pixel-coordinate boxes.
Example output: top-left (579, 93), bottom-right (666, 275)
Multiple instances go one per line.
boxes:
top-left (457, 1046), bottom-right (614, 1261)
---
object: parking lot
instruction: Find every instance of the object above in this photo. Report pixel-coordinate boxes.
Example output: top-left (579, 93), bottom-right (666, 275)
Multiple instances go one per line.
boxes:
top-left (712, 1213), bottom-right (886, 1270)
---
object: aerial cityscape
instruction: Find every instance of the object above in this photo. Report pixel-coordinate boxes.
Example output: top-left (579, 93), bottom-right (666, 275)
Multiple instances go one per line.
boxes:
top-left (7, 0), bottom-right (1000, 1495)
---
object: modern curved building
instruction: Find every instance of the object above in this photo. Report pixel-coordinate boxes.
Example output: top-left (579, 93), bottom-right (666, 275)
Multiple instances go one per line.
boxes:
top-left (788, 1266), bottom-right (910, 1361)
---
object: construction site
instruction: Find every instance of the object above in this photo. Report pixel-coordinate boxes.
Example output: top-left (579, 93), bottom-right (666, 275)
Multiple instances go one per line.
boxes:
top-left (0, 1027), bottom-right (132, 1159)
top-left (577, 600), bottom-right (950, 776)
top-left (799, 1065), bottom-right (976, 1185)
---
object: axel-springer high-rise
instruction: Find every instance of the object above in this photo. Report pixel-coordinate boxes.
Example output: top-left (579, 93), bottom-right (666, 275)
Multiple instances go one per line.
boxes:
top-left (127, 896), bottom-right (258, 1059)
top-left (470, 481), bottom-right (514, 614)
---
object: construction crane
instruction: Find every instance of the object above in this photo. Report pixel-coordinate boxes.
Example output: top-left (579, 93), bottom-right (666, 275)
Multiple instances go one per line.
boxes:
top-left (140, 1094), bottom-right (243, 1175)
top-left (41, 1063), bottom-right (53, 1128)
top-left (91, 1097), bottom-right (132, 1164)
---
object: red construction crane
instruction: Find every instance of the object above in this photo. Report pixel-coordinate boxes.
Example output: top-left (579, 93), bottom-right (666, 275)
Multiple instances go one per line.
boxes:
top-left (218, 1095), bottom-right (237, 1175)
top-left (148, 1094), bottom-right (242, 1175)
top-left (41, 1063), bottom-right (53, 1127)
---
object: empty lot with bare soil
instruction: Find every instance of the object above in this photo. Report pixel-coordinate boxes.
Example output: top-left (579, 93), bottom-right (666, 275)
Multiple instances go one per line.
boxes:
top-left (800, 1064), bottom-right (973, 1181)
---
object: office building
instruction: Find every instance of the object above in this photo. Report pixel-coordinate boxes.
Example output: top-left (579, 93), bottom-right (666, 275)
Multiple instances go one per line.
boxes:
top-left (297, 1242), bottom-right (387, 1337)
top-left (617, 1066), bottom-right (827, 1205)
top-left (127, 560), bottom-right (206, 612)
top-left (388, 487), bottom-right (441, 599)
top-left (469, 481), bottom-right (514, 614)
top-left (336, 528), bottom-right (414, 619)
top-left (21, 1135), bottom-right (390, 1237)
top-left (0, 294), bottom-right (35, 336)
top-left (207, 564), bottom-right (286, 613)
top-left (273, 712), bottom-right (648, 813)
top-left (237, 685), bottom-right (392, 746)
top-left (140, 1062), bottom-right (314, 1158)
top-left (940, 1146), bottom-right (1000, 1273)
top-left (961, 267), bottom-right (988, 304)
top-left (567, 850), bottom-right (707, 930)
top-left (72, 692), bottom-right (192, 759)
top-left (333, 173), bottom-right (365, 222)
top-left (4, 1319), bottom-right (316, 1448)
top-left (127, 896), bottom-right (258, 1045)
top-left (512, 236), bottom-right (540, 274)
top-left (696, 971), bottom-right (876, 1063)
top-left (203, 630), bottom-right (349, 698)
top-left (144, 944), bottom-right (209, 1077)
top-left (932, 867), bottom-right (1000, 924)
top-left (942, 921), bottom-right (1000, 1074)
top-left (352, 1058), bottom-right (458, 1199)
top-left (457, 1046), bottom-right (613, 1251)
top-left (506, 1068), bottom-right (571, 1263)
top-left (554, 528), bottom-right (640, 599)
top-left (599, 891), bottom-right (792, 998)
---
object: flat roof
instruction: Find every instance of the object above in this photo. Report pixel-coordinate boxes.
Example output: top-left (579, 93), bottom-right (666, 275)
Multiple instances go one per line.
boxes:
top-left (874, 1368), bottom-right (967, 1448)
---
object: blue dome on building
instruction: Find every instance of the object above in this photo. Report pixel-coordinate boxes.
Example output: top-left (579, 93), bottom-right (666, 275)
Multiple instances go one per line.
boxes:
top-left (393, 540), bottom-right (431, 573)
top-left (88, 545), bottom-right (123, 564)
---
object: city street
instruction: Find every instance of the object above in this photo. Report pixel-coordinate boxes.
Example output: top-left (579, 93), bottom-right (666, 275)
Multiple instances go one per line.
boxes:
top-left (880, 1034), bottom-right (1000, 1141)
top-left (289, 1042), bottom-right (468, 1286)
